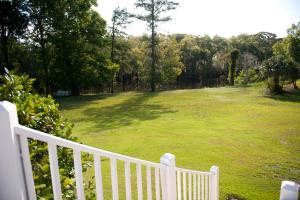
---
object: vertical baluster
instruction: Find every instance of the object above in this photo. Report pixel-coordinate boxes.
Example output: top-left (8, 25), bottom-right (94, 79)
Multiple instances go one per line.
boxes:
top-left (205, 175), bottom-right (208, 200)
top-left (110, 158), bottom-right (119, 200)
top-left (20, 136), bottom-right (37, 200)
top-left (125, 161), bottom-right (132, 200)
top-left (136, 163), bottom-right (143, 200)
top-left (188, 173), bottom-right (192, 200)
top-left (155, 167), bottom-right (160, 200)
top-left (201, 175), bottom-right (204, 200)
top-left (160, 168), bottom-right (166, 200)
top-left (183, 172), bottom-right (187, 200)
top-left (193, 174), bottom-right (196, 200)
top-left (48, 143), bottom-right (62, 200)
top-left (74, 150), bottom-right (85, 200)
top-left (209, 175), bottom-right (212, 200)
top-left (146, 166), bottom-right (152, 200)
top-left (177, 171), bottom-right (181, 200)
top-left (94, 154), bottom-right (103, 200)
top-left (197, 175), bottom-right (200, 200)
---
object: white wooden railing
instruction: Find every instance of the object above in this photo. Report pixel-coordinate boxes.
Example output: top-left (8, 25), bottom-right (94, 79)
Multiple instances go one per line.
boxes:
top-left (0, 101), bottom-right (219, 200)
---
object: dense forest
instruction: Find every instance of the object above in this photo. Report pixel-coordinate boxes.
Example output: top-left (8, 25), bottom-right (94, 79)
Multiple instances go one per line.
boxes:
top-left (1, 0), bottom-right (299, 95)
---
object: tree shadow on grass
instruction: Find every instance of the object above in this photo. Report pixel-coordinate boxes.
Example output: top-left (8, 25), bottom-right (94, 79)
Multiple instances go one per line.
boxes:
top-left (75, 92), bottom-right (177, 132)
top-left (56, 93), bottom-right (120, 110)
top-left (265, 89), bottom-right (300, 103)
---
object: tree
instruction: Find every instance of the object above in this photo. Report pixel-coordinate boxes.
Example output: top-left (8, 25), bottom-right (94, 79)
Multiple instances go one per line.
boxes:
top-left (262, 55), bottom-right (286, 93)
top-left (135, 0), bottom-right (179, 91)
top-left (51, 3), bottom-right (107, 96)
top-left (0, 0), bottom-right (28, 73)
top-left (27, 0), bottom-right (53, 93)
top-left (229, 49), bottom-right (239, 86)
top-left (272, 35), bottom-right (300, 89)
top-left (159, 35), bottom-right (184, 86)
top-left (287, 22), bottom-right (300, 37)
top-left (110, 7), bottom-right (131, 93)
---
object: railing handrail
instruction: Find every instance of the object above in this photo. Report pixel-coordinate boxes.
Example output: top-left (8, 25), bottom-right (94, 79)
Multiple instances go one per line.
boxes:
top-left (15, 125), bottom-right (165, 169)
top-left (176, 167), bottom-right (214, 176)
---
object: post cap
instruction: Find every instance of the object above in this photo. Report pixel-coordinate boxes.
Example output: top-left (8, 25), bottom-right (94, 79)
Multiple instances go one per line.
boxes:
top-left (160, 153), bottom-right (175, 166)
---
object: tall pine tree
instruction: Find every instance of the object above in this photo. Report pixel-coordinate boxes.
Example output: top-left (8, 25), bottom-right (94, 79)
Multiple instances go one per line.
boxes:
top-left (135, 0), bottom-right (179, 91)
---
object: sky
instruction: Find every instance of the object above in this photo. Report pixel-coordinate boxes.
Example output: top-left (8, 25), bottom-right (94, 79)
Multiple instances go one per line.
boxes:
top-left (94, 0), bottom-right (300, 38)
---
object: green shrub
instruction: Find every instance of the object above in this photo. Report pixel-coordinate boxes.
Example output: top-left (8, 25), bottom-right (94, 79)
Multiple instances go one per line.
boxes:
top-left (236, 67), bottom-right (262, 85)
top-left (265, 77), bottom-right (283, 94)
top-left (0, 69), bottom-right (92, 199)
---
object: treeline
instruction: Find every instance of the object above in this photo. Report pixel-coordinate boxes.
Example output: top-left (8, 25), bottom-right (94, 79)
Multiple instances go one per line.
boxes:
top-left (1, 0), bottom-right (299, 95)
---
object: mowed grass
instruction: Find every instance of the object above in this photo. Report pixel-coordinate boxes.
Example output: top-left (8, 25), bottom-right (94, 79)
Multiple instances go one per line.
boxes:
top-left (58, 84), bottom-right (300, 200)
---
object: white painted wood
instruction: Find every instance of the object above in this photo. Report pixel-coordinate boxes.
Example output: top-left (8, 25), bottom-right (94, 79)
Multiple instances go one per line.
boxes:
top-left (147, 166), bottom-right (152, 200)
top-left (155, 167), bottom-right (161, 200)
top-left (201, 175), bottom-right (204, 200)
top-left (197, 175), bottom-right (200, 200)
top-left (94, 154), bottom-right (103, 200)
top-left (48, 143), bottom-right (62, 200)
top-left (20, 136), bottom-right (37, 200)
top-left (160, 153), bottom-right (177, 200)
top-left (110, 158), bottom-right (119, 200)
top-left (136, 163), bottom-right (143, 200)
top-left (176, 168), bottom-right (213, 176)
top-left (193, 174), bottom-right (196, 200)
top-left (0, 101), bottom-right (27, 200)
top-left (208, 176), bottom-right (213, 200)
top-left (205, 176), bottom-right (208, 200)
top-left (15, 126), bottom-right (164, 169)
top-left (210, 166), bottom-right (219, 200)
top-left (188, 173), bottom-right (192, 200)
top-left (125, 161), bottom-right (132, 200)
top-left (177, 171), bottom-right (181, 200)
top-left (74, 150), bottom-right (85, 200)
top-left (160, 168), bottom-right (166, 200)
top-left (183, 172), bottom-right (187, 200)
top-left (280, 181), bottom-right (299, 200)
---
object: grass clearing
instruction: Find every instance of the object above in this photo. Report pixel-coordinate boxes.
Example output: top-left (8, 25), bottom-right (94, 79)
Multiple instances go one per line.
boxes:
top-left (58, 84), bottom-right (300, 200)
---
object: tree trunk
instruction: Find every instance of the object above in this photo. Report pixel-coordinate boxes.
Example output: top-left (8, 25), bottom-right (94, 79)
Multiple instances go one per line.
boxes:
top-left (72, 86), bottom-right (80, 96)
top-left (150, 0), bottom-right (156, 92)
top-left (273, 69), bottom-right (282, 93)
top-left (110, 76), bottom-right (114, 94)
top-left (230, 61), bottom-right (235, 86)
top-left (110, 23), bottom-right (115, 94)
top-left (136, 71), bottom-right (139, 89)
top-left (122, 74), bottom-right (125, 91)
top-left (292, 80), bottom-right (298, 89)
top-left (1, 24), bottom-right (9, 72)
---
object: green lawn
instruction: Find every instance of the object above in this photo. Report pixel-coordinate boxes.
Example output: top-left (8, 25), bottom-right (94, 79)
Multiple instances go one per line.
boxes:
top-left (58, 84), bottom-right (300, 200)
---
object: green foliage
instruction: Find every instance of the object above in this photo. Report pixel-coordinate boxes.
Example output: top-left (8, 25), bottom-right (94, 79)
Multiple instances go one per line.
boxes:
top-left (0, 0), bottom-right (29, 71)
top-left (228, 49), bottom-right (240, 86)
top-left (51, 8), bottom-right (108, 95)
top-left (262, 56), bottom-right (287, 93)
top-left (269, 29), bottom-right (300, 91)
top-left (236, 67), bottom-right (262, 85)
top-left (0, 69), bottom-right (91, 199)
top-left (134, 0), bottom-right (179, 91)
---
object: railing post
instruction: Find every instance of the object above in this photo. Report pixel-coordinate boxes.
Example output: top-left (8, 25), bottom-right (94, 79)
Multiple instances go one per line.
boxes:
top-left (210, 166), bottom-right (219, 200)
top-left (160, 153), bottom-right (177, 200)
top-left (0, 101), bottom-right (27, 200)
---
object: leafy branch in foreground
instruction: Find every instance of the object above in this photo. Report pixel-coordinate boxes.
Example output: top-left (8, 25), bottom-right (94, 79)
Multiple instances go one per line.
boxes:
top-left (0, 69), bottom-right (92, 199)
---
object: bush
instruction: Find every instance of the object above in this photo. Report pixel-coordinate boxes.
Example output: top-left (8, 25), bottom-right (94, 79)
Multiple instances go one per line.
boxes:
top-left (0, 69), bottom-right (92, 199)
top-left (266, 77), bottom-right (283, 94)
top-left (236, 67), bottom-right (262, 85)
